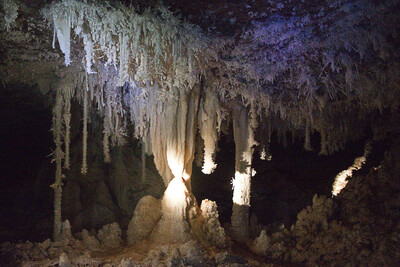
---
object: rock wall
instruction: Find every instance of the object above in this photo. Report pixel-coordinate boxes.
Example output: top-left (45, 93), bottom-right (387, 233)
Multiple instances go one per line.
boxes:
top-left (62, 135), bottom-right (164, 232)
top-left (251, 137), bottom-right (400, 266)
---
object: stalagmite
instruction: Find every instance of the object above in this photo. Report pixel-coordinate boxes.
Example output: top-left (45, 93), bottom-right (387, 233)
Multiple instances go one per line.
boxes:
top-left (50, 87), bottom-right (64, 241)
top-left (127, 196), bottom-right (162, 245)
top-left (260, 146), bottom-right (267, 160)
top-left (151, 177), bottom-right (192, 244)
top-left (231, 103), bottom-right (256, 242)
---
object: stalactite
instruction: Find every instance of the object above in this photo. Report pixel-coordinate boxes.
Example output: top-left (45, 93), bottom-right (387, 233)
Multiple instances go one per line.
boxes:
top-left (62, 87), bottom-right (72, 170)
top-left (44, 0), bottom-right (216, 187)
top-left (150, 85), bottom-right (200, 186)
top-left (83, 34), bottom-right (94, 74)
top-left (181, 86), bottom-right (201, 188)
top-left (118, 33), bottom-right (130, 86)
top-left (128, 82), bottom-right (149, 140)
top-left (249, 100), bottom-right (258, 137)
top-left (103, 80), bottom-right (113, 163)
top-left (148, 93), bottom-right (173, 185)
top-left (53, 12), bottom-right (71, 66)
top-left (81, 72), bottom-right (88, 174)
top-left (50, 87), bottom-right (64, 242)
top-left (2, 0), bottom-right (19, 32)
top-left (45, 0), bottom-right (210, 93)
top-left (198, 89), bottom-right (221, 174)
top-left (304, 124), bottom-right (313, 151)
top-left (103, 126), bottom-right (111, 163)
top-left (259, 116), bottom-right (271, 160)
top-left (231, 103), bottom-right (256, 242)
top-left (141, 141), bottom-right (146, 184)
top-left (268, 119), bottom-right (272, 143)
top-left (266, 119), bottom-right (272, 160)
top-left (113, 115), bottom-right (127, 147)
top-left (194, 133), bottom-right (204, 168)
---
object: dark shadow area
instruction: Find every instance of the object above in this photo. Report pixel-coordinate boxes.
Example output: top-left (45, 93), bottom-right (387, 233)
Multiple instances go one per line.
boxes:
top-left (0, 82), bottom-right (390, 243)
top-left (0, 84), bottom-right (54, 242)
top-left (192, 130), bottom-right (389, 228)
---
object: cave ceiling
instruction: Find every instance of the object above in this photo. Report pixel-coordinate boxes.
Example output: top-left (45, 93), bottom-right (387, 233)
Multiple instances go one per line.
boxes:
top-left (0, 0), bottom-right (399, 155)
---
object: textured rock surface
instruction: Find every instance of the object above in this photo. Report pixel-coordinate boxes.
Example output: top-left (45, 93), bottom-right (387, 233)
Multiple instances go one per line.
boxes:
top-left (97, 223), bottom-right (122, 249)
top-left (62, 142), bottom-right (165, 232)
top-left (250, 140), bottom-right (400, 265)
top-left (127, 195), bottom-right (162, 245)
top-left (81, 230), bottom-right (100, 251)
top-left (198, 199), bottom-right (227, 248)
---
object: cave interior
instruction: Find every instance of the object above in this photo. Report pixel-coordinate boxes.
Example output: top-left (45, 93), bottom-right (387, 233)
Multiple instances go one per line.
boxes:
top-left (0, 0), bottom-right (400, 266)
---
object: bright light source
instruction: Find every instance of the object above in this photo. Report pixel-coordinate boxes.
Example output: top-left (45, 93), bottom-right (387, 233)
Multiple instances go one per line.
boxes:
top-left (154, 176), bottom-right (192, 244)
top-left (162, 176), bottom-right (190, 217)
top-left (332, 169), bottom-right (353, 196)
top-left (332, 141), bottom-right (371, 196)
top-left (232, 169), bottom-right (252, 206)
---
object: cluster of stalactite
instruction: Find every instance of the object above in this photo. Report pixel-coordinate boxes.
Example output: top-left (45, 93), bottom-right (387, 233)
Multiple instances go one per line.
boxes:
top-left (50, 72), bottom-right (78, 241)
top-left (45, 0), bottom-right (400, 243)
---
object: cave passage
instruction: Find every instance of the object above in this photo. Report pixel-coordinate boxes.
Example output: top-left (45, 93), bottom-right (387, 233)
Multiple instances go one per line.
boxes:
top-left (0, 84), bottom-right (54, 242)
top-left (0, 87), bottom-right (386, 243)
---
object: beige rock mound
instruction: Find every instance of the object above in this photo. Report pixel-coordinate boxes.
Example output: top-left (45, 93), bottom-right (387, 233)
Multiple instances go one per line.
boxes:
top-left (127, 195), bottom-right (162, 245)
